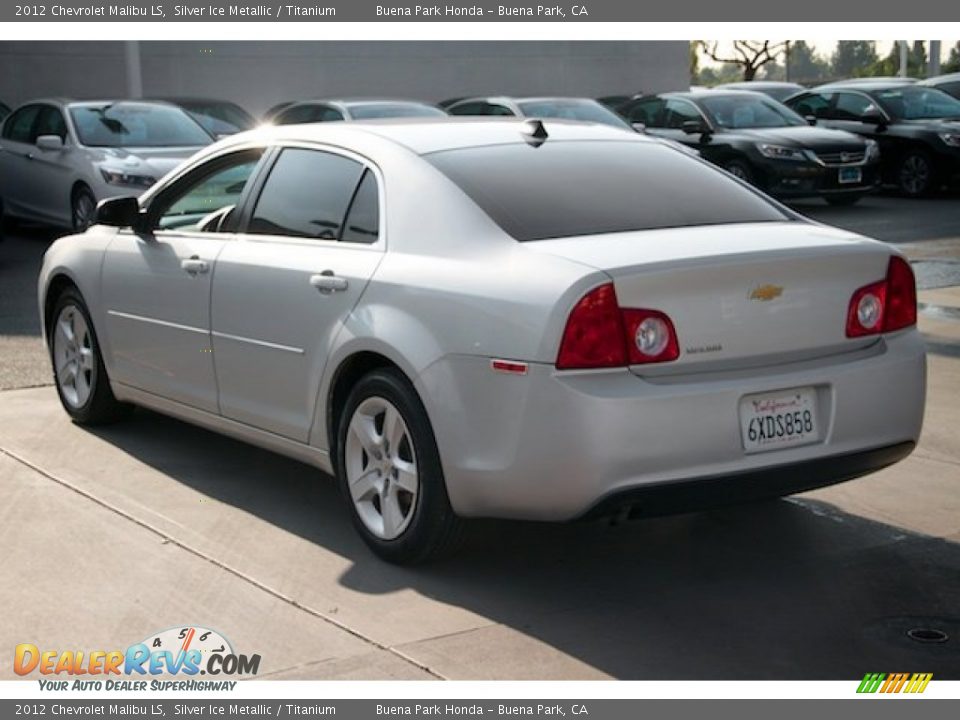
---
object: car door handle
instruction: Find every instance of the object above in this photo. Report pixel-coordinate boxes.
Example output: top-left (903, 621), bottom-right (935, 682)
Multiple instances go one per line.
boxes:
top-left (181, 257), bottom-right (209, 275)
top-left (310, 271), bottom-right (348, 293)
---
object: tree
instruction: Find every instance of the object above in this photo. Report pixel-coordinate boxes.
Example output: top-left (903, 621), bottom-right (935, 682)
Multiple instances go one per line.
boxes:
top-left (689, 41), bottom-right (701, 84)
top-left (697, 63), bottom-right (745, 87)
top-left (831, 41), bottom-right (879, 79)
top-left (700, 40), bottom-right (789, 81)
top-left (944, 42), bottom-right (960, 73)
top-left (865, 41), bottom-right (929, 79)
top-left (786, 41), bottom-right (829, 84)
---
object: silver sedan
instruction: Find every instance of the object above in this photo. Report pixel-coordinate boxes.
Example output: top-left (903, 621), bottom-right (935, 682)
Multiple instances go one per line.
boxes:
top-left (38, 119), bottom-right (926, 563)
top-left (0, 99), bottom-right (212, 232)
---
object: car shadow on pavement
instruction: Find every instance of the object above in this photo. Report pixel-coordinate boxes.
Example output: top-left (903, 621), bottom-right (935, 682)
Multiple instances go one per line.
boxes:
top-left (87, 407), bottom-right (960, 680)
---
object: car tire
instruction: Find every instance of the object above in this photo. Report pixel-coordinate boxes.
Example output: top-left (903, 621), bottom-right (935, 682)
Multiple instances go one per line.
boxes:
top-left (337, 368), bottom-right (465, 564)
top-left (49, 286), bottom-right (131, 425)
top-left (825, 195), bottom-right (862, 206)
top-left (71, 186), bottom-right (97, 232)
top-left (896, 150), bottom-right (936, 197)
top-left (723, 160), bottom-right (755, 185)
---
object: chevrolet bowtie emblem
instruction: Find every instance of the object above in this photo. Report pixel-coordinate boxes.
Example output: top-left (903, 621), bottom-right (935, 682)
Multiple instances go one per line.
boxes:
top-left (749, 284), bottom-right (784, 301)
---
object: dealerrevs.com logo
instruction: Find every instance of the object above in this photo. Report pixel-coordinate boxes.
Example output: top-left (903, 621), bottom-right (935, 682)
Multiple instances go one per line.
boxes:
top-left (15, 626), bottom-right (260, 691)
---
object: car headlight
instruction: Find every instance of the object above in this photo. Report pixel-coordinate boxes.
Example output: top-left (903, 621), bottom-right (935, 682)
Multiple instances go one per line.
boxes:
top-left (100, 169), bottom-right (157, 188)
top-left (939, 132), bottom-right (960, 148)
top-left (865, 139), bottom-right (880, 161)
top-left (756, 143), bottom-right (807, 161)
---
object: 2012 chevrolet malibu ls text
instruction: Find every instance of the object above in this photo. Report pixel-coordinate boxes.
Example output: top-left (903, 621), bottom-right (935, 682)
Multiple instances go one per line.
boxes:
top-left (38, 119), bottom-right (926, 563)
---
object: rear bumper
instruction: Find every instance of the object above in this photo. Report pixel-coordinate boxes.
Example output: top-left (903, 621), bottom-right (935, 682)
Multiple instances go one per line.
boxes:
top-left (417, 330), bottom-right (926, 521)
top-left (582, 440), bottom-right (915, 520)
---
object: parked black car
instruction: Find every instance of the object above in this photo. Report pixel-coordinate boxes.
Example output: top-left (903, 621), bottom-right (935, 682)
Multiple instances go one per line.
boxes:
top-left (786, 80), bottom-right (960, 196)
top-left (619, 90), bottom-right (881, 204)
top-left (269, 99), bottom-right (446, 124)
top-left (920, 72), bottom-right (960, 101)
top-left (157, 97), bottom-right (256, 136)
top-left (714, 81), bottom-right (805, 102)
top-left (447, 96), bottom-right (635, 130)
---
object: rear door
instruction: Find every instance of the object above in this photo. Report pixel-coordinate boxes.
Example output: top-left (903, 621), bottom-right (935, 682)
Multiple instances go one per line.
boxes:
top-left (100, 148), bottom-right (266, 412)
top-left (0, 104), bottom-right (42, 219)
top-left (211, 145), bottom-right (383, 442)
top-left (26, 105), bottom-right (73, 224)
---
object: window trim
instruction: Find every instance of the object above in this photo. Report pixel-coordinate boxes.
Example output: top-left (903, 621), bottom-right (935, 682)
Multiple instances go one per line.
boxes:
top-left (236, 141), bottom-right (386, 252)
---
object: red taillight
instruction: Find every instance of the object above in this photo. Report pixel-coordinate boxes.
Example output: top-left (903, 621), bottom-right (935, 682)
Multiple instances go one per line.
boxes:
top-left (884, 256), bottom-right (917, 332)
top-left (556, 283), bottom-right (679, 369)
top-left (556, 284), bottom-right (627, 369)
top-left (845, 256), bottom-right (917, 338)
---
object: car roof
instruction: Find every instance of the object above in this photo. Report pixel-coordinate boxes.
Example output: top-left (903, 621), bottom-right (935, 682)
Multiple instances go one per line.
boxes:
top-left (808, 79), bottom-right (917, 92)
top-left (716, 81), bottom-right (803, 89)
top-left (658, 90), bottom-right (771, 101)
top-left (455, 96), bottom-right (603, 104)
top-left (920, 72), bottom-right (960, 85)
top-left (220, 117), bottom-right (651, 156)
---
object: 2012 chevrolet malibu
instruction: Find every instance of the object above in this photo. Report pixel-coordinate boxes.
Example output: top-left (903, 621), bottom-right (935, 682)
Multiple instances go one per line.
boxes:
top-left (38, 119), bottom-right (926, 564)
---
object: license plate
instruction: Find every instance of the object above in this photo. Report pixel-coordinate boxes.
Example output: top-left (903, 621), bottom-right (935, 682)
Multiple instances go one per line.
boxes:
top-left (739, 387), bottom-right (820, 454)
top-left (838, 167), bottom-right (862, 184)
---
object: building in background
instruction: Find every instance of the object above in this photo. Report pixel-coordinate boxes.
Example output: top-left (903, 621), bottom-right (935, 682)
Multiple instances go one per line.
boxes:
top-left (0, 41), bottom-right (689, 115)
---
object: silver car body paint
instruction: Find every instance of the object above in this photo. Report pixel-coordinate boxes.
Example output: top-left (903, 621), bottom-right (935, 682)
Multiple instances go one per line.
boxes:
top-left (38, 119), bottom-right (926, 521)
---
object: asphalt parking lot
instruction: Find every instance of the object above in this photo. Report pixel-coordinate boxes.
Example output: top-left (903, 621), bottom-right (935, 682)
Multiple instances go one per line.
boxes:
top-left (1, 191), bottom-right (959, 680)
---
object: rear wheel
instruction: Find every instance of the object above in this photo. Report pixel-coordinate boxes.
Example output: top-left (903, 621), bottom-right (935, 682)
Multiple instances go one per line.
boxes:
top-left (723, 160), bottom-right (754, 185)
top-left (825, 194), bottom-right (862, 206)
top-left (50, 287), bottom-right (131, 425)
top-left (337, 368), bottom-right (464, 564)
top-left (71, 186), bottom-right (97, 232)
top-left (896, 150), bottom-right (935, 197)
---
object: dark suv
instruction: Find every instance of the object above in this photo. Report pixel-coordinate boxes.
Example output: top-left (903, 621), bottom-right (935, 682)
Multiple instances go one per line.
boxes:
top-left (786, 80), bottom-right (960, 196)
top-left (619, 91), bottom-right (880, 204)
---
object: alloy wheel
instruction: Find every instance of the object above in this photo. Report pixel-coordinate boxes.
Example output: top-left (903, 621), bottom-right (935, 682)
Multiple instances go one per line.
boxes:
top-left (345, 396), bottom-right (420, 540)
top-left (900, 155), bottom-right (931, 196)
top-left (53, 304), bottom-right (95, 408)
top-left (73, 192), bottom-right (96, 231)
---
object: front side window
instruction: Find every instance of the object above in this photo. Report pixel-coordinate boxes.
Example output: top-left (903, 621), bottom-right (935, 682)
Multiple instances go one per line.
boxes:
top-left (249, 148), bottom-right (364, 240)
top-left (2, 105), bottom-right (41, 143)
top-left (426, 140), bottom-right (789, 242)
top-left (832, 93), bottom-right (878, 121)
top-left (872, 86), bottom-right (960, 120)
top-left (69, 103), bottom-right (213, 148)
top-left (788, 93), bottom-right (831, 119)
top-left (663, 99), bottom-right (705, 129)
top-left (624, 98), bottom-right (665, 126)
top-left (154, 151), bottom-right (263, 232)
top-left (34, 106), bottom-right (67, 141)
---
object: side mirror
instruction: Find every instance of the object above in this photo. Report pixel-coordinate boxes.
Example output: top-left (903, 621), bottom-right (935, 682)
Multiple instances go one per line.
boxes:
top-left (861, 110), bottom-right (886, 127)
top-left (805, 115), bottom-right (817, 126)
top-left (95, 196), bottom-right (141, 229)
top-left (631, 122), bottom-right (647, 133)
top-left (35, 134), bottom-right (64, 152)
top-left (681, 119), bottom-right (709, 135)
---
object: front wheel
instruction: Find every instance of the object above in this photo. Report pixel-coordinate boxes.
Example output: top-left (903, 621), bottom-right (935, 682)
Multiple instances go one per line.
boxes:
top-left (337, 368), bottom-right (464, 564)
top-left (50, 287), bottom-right (131, 425)
top-left (896, 150), bottom-right (936, 197)
top-left (723, 160), bottom-right (755, 185)
top-left (71, 186), bottom-right (97, 232)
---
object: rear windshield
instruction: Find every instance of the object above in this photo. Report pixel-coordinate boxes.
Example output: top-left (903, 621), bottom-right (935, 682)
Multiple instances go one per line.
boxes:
top-left (348, 103), bottom-right (446, 119)
top-left (426, 140), bottom-right (789, 241)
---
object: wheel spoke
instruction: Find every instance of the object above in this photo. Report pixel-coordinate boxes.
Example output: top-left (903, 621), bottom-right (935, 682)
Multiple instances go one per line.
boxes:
top-left (380, 485), bottom-right (405, 538)
top-left (78, 346), bottom-right (94, 371)
top-left (393, 458), bottom-right (418, 494)
top-left (350, 467), bottom-right (381, 502)
top-left (58, 316), bottom-right (75, 345)
top-left (349, 413), bottom-right (382, 459)
top-left (383, 405), bottom-right (404, 454)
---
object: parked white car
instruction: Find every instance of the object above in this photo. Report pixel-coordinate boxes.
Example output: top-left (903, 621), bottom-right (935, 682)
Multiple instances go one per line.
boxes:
top-left (0, 99), bottom-right (213, 231)
top-left (38, 119), bottom-right (925, 563)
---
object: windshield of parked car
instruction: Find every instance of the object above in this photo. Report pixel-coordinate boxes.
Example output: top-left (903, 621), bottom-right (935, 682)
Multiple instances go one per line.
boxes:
top-left (348, 103), bottom-right (446, 119)
top-left (180, 101), bottom-right (254, 135)
top-left (699, 93), bottom-right (808, 129)
top-left (869, 86), bottom-right (960, 120)
top-left (426, 140), bottom-right (790, 242)
top-left (69, 103), bottom-right (214, 147)
top-left (516, 100), bottom-right (633, 129)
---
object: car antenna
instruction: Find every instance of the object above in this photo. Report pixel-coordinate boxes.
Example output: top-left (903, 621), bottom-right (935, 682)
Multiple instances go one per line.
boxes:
top-left (521, 119), bottom-right (548, 148)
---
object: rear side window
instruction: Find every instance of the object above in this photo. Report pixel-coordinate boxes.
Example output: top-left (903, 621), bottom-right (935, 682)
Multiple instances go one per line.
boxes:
top-left (249, 148), bottom-right (364, 240)
top-left (3, 105), bottom-right (41, 143)
top-left (341, 169), bottom-right (380, 244)
top-left (426, 140), bottom-right (789, 242)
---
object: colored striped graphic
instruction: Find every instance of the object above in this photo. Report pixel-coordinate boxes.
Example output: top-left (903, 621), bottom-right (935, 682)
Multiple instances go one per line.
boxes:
top-left (857, 673), bottom-right (932, 694)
